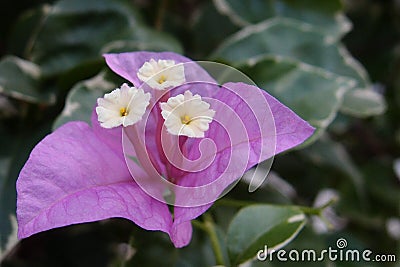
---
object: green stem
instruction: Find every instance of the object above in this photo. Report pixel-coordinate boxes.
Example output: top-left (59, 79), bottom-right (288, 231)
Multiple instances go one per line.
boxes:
top-left (296, 205), bottom-right (321, 216)
top-left (191, 219), bottom-right (207, 231)
top-left (200, 214), bottom-right (226, 266)
top-left (155, 0), bottom-right (167, 31)
top-left (25, 5), bottom-right (51, 59)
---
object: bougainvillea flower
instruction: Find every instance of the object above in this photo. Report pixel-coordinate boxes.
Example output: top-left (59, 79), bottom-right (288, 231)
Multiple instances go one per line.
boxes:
top-left (137, 58), bottom-right (185, 90)
top-left (96, 83), bottom-right (150, 128)
top-left (160, 90), bottom-right (216, 137)
top-left (17, 51), bottom-right (314, 248)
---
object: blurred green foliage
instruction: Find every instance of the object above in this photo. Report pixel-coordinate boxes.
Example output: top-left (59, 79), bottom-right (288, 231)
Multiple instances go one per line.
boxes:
top-left (0, 0), bottom-right (399, 266)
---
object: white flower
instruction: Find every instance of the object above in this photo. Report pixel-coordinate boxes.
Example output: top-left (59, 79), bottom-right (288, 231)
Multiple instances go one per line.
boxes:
top-left (160, 90), bottom-right (215, 138)
top-left (137, 59), bottom-right (185, 90)
top-left (96, 83), bottom-right (150, 128)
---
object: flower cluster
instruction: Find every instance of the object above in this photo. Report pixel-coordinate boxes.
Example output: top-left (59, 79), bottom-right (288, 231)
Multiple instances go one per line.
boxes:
top-left (16, 51), bottom-right (314, 248)
top-left (95, 57), bottom-right (215, 139)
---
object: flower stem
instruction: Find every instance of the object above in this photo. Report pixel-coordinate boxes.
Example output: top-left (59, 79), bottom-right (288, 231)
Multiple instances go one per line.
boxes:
top-left (191, 219), bottom-right (207, 231)
top-left (155, 0), bottom-right (167, 31)
top-left (200, 214), bottom-right (226, 266)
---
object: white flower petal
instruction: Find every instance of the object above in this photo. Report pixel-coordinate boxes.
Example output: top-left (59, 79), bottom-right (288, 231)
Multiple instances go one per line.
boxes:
top-left (160, 90), bottom-right (215, 138)
top-left (96, 83), bottom-right (150, 129)
top-left (137, 59), bottom-right (185, 90)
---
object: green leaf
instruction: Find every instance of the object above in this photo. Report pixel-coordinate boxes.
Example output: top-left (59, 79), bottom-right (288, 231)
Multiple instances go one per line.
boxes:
top-left (53, 71), bottom-right (115, 129)
top-left (340, 89), bottom-right (387, 117)
top-left (30, 0), bottom-right (182, 76)
top-left (239, 226), bottom-right (336, 267)
top-left (240, 56), bottom-right (354, 135)
top-left (213, 19), bottom-right (366, 88)
top-left (302, 134), bottom-right (365, 197)
top-left (0, 158), bottom-right (18, 261)
top-left (227, 204), bottom-right (306, 265)
top-left (100, 36), bottom-right (182, 55)
top-left (0, 56), bottom-right (55, 104)
top-left (212, 16), bottom-right (386, 131)
top-left (191, 2), bottom-right (239, 57)
top-left (214, 0), bottom-right (351, 40)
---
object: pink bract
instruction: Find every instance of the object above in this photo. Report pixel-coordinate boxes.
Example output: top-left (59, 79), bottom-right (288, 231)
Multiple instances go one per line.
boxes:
top-left (16, 51), bottom-right (314, 247)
